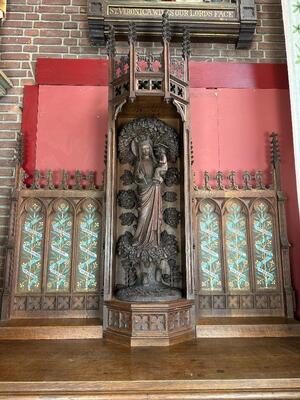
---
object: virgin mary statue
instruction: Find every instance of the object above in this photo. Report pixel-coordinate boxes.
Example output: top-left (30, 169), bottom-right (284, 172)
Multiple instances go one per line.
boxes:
top-left (131, 137), bottom-right (166, 249)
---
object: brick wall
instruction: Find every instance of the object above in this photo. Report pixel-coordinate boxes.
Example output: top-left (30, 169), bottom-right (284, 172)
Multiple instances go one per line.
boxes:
top-left (0, 0), bottom-right (287, 301)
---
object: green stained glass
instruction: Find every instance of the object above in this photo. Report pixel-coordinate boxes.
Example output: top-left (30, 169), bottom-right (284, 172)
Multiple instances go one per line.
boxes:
top-left (46, 201), bottom-right (73, 292)
top-left (18, 201), bottom-right (44, 293)
top-left (253, 201), bottom-right (277, 289)
top-left (75, 202), bottom-right (101, 292)
top-left (199, 201), bottom-right (222, 291)
top-left (225, 201), bottom-right (250, 291)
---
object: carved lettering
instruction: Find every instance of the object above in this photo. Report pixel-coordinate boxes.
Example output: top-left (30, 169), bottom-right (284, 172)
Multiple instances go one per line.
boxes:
top-left (108, 6), bottom-right (236, 20)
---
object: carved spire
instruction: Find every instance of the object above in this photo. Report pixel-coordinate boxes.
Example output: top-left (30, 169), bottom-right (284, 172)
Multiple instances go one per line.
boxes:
top-left (128, 22), bottom-right (137, 44)
top-left (270, 132), bottom-right (281, 166)
top-left (182, 27), bottom-right (191, 60)
top-left (162, 11), bottom-right (171, 43)
top-left (14, 132), bottom-right (24, 166)
top-left (106, 24), bottom-right (116, 57)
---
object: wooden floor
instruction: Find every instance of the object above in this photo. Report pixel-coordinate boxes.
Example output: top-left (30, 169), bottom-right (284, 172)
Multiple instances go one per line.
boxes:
top-left (0, 337), bottom-right (300, 399)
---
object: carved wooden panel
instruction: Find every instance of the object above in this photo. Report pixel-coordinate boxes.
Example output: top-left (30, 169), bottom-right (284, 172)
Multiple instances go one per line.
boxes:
top-left (194, 169), bottom-right (286, 317)
top-left (5, 176), bottom-right (104, 319)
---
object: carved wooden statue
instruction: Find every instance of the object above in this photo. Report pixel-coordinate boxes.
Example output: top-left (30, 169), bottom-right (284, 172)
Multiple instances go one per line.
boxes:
top-left (116, 118), bottom-right (181, 302)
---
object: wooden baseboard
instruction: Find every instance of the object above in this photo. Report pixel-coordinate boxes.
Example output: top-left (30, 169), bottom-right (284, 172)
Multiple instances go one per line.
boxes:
top-left (197, 317), bottom-right (300, 338)
top-left (0, 318), bottom-right (103, 340)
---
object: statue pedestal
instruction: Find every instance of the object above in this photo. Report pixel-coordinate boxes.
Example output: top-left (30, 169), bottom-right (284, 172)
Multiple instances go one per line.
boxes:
top-left (104, 299), bottom-right (195, 347)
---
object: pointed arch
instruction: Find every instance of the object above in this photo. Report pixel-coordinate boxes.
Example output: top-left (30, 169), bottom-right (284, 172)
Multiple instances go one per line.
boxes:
top-left (251, 198), bottom-right (278, 290)
top-left (74, 198), bottom-right (102, 292)
top-left (17, 199), bottom-right (45, 293)
top-left (223, 199), bottom-right (251, 292)
top-left (198, 199), bottom-right (223, 291)
top-left (46, 198), bottom-right (74, 292)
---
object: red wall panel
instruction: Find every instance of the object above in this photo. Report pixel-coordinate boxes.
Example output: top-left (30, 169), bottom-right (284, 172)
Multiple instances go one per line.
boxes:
top-left (36, 85), bottom-right (108, 185)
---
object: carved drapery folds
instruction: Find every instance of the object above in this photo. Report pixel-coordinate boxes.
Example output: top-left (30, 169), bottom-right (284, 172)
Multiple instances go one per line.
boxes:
top-left (116, 117), bottom-right (182, 301)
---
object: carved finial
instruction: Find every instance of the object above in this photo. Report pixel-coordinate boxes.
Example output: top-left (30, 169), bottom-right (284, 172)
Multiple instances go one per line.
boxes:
top-left (15, 132), bottom-right (24, 166)
top-left (107, 24), bottom-right (116, 57)
top-left (242, 171), bottom-right (252, 190)
top-left (30, 170), bottom-right (41, 189)
top-left (162, 11), bottom-right (171, 42)
top-left (228, 171), bottom-right (238, 190)
top-left (60, 170), bottom-right (69, 190)
top-left (216, 171), bottom-right (224, 190)
top-left (182, 27), bottom-right (191, 60)
top-left (128, 22), bottom-right (137, 44)
top-left (45, 170), bottom-right (55, 190)
top-left (18, 167), bottom-right (28, 190)
top-left (202, 171), bottom-right (211, 191)
top-left (87, 171), bottom-right (96, 190)
top-left (190, 140), bottom-right (194, 166)
top-left (74, 170), bottom-right (82, 190)
top-left (270, 132), bottom-right (281, 165)
top-left (255, 171), bottom-right (265, 190)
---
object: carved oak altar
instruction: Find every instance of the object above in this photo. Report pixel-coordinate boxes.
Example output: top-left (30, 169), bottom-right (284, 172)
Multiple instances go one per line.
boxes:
top-left (103, 16), bottom-right (195, 345)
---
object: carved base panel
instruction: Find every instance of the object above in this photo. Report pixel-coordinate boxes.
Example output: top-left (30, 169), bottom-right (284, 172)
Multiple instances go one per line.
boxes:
top-left (104, 299), bottom-right (195, 347)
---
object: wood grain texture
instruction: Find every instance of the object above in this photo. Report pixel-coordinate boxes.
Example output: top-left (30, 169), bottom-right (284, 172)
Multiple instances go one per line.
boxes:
top-left (0, 338), bottom-right (300, 398)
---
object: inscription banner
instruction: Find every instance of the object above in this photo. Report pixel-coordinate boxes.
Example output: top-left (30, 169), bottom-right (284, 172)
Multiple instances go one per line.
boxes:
top-left (87, 0), bottom-right (257, 49)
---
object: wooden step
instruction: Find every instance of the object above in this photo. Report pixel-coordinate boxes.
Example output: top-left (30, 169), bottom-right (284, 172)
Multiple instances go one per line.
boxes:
top-left (197, 317), bottom-right (300, 338)
top-left (0, 318), bottom-right (103, 340)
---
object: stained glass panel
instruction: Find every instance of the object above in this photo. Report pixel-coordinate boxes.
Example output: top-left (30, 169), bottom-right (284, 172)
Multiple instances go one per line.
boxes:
top-left (18, 201), bottom-right (44, 293)
top-left (199, 201), bottom-right (222, 291)
top-left (75, 202), bottom-right (101, 292)
top-left (252, 201), bottom-right (277, 289)
top-left (225, 201), bottom-right (250, 291)
top-left (46, 201), bottom-right (73, 292)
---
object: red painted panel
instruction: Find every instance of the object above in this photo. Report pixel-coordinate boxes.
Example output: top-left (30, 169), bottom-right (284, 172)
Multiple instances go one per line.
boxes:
top-left (35, 58), bottom-right (288, 89)
top-left (191, 88), bottom-right (300, 317)
top-left (35, 85), bottom-right (108, 185)
top-left (190, 62), bottom-right (289, 89)
top-left (21, 85), bottom-right (39, 175)
top-left (36, 59), bottom-right (108, 86)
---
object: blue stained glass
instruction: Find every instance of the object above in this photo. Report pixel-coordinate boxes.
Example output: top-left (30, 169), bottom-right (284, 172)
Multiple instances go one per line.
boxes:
top-left (225, 201), bottom-right (250, 291)
top-left (199, 201), bottom-right (222, 291)
top-left (75, 202), bottom-right (101, 292)
top-left (18, 201), bottom-right (44, 293)
top-left (46, 201), bottom-right (73, 292)
top-left (253, 201), bottom-right (277, 289)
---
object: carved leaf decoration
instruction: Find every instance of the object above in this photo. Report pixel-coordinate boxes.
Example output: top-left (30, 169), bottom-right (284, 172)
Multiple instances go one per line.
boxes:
top-left (162, 191), bottom-right (177, 202)
top-left (120, 170), bottom-right (134, 186)
top-left (163, 208), bottom-right (181, 228)
top-left (164, 167), bottom-right (180, 187)
top-left (118, 117), bottom-right (179, 165)
top-left (117, 190), bottom-right (137, 209)
top-left (117, 230), bottom-right (178, 263)
top-left (119, 212), bottom-right (138, 226)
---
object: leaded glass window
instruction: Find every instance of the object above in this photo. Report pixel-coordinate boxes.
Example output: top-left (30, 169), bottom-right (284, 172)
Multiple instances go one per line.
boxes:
top-left (46, 200), bottom-right (73, 292)
top-left (75, 201), bottom-right (101, 292)
top-left (199, 201), bottom-right (222, 291)
top-left (252, 200), bottom-right (277, 289)
top-left (224, 200), bottom-right (250, 291)
top-left (18, 200), bottom-right (45, 293)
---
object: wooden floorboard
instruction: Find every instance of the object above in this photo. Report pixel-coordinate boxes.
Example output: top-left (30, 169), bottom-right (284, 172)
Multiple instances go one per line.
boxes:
top-left (0, 338), bottom-right (300, 398)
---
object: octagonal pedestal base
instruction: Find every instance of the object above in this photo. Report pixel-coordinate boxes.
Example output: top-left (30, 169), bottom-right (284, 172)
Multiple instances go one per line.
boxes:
top-left (104, 299), bottom-right (195, 347)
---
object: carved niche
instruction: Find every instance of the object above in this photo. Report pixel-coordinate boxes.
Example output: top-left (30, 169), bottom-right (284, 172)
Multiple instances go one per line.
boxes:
top-left (115, 117), bottom-right (183, 302)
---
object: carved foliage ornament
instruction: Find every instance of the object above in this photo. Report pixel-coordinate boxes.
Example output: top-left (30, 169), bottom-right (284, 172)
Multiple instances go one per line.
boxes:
top-left (118, 117), bottom-right (179, 166)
